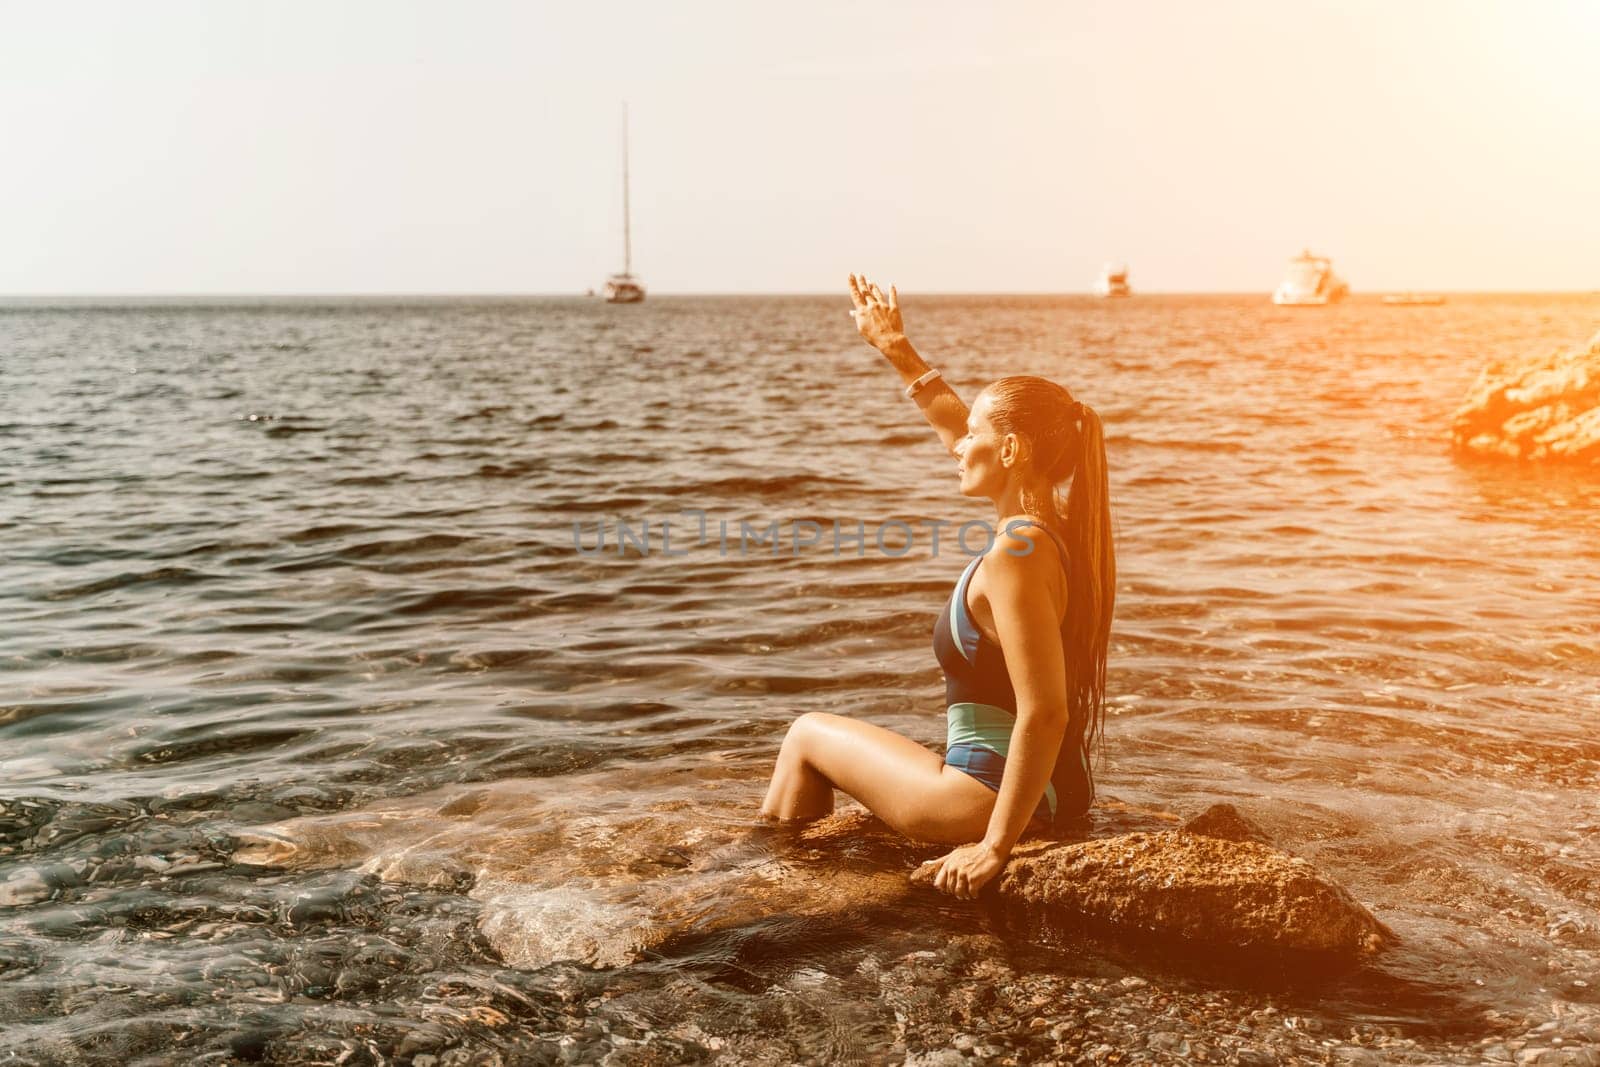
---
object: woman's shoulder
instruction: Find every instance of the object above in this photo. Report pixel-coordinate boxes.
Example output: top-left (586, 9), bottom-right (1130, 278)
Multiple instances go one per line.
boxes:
top-left (984, 517), bottom-right (1064, 575)
top-left (978, 519), bottom-right (1069, 625)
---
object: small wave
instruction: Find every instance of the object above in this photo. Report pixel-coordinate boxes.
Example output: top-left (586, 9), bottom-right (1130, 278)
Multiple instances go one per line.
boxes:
top-left (44, 566), bottom-right (217, 601)
top-left (391, 585), bottom-right (544, 617)
top-left (133, 726), bottom-right (311, 767)
top-left (500, 699), bottom-right (691, 726)
top-left (475, 459), bottom-right (548, 478)
top-left (234, 412), bottom-right (326, 436)
top-left (1107, 434), bottom-right (1246, 453)
top-left (674, 611), bottom-right (931, 657)
top-left (710, 668), bottom-right (919, 696)
top-left (553, 496), bottom-right (654, 513)
top-left (26, 641), bottom-right (165, 665)
top-left (619, 581), bottom-right (690, 596)
top-left (285, 523), bottom-right (374, 543)
top-left (265, 422), bottom-right (327, 437)
top-left (655, 474), bottom-right (860, 500)
top-left (455, 406), bottom-right (512, 422)
top-left (0, 693), bottom-right (138, 734)
top-left (329, 533), bottom-right (476, 560)
top-left (541, 591), bottom-right (615, 610)
top-left (449, 648), bottom-right (556, 671)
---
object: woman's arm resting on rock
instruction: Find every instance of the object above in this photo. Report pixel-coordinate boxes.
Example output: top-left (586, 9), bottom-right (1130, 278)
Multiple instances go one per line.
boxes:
top-left (849, 274), bottom-right (968, 454)
top-left (982, 536), bottom-right (1071, 857)
top-left (918, 532), bottom-right (1070, 900)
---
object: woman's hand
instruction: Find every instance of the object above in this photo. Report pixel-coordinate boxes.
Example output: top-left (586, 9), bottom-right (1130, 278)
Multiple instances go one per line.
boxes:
top-left (912, 840), bottom-right (1008, 900)
top-left (848, 273), bottom-right (905, 352)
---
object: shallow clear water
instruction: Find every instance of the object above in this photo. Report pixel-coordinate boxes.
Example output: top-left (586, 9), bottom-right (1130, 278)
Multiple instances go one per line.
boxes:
top-left (3, 294), bottom-right (1599, 1064)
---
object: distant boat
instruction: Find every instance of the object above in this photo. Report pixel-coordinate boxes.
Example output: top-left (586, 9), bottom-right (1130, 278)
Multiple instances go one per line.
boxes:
top-left (1093, 263), bottom-right (1132, 298)
top-left (604, 105), bottom-right (645, 305)
top-left (1272, 249), bottom-right (1348, 306)
top-left (1382, 292), bottom-right (1445, 306)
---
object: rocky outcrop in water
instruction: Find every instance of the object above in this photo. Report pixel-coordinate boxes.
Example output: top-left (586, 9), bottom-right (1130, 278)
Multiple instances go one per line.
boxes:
top-left (1452, 328), bottom-right (1600, 465)
top-left (1176, 800), bottom-right (1273, 844)
top-left (233, 775), bottom-right (1392, 968)
top-left (815, 804), bottom-right (1395, 957)
top-left (992, 827), bottom-right (1392, 956)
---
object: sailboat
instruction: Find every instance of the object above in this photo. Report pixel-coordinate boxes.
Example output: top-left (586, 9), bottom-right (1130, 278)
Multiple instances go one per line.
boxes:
top-left (604, 105), bottom-right (645, 304)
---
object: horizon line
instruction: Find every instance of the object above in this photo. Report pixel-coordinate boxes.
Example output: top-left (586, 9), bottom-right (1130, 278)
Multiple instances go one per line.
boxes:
top-left (4, 288), bottom-right (1597, 301)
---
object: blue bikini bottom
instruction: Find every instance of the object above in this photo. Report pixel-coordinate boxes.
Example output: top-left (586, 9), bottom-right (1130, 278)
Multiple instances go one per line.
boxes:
top-left (944, 743), bottom-right (1055, 826)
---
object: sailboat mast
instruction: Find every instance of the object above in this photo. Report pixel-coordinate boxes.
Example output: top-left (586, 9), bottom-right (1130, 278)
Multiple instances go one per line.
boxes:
top-left (622, 104), bottom-right (631, 277)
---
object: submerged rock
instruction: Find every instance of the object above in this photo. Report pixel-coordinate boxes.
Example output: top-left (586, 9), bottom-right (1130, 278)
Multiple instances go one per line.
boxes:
top-left (1452, 329), bottom-right (1600, 465)
top-left (231, 769), bottom-right (920, 969)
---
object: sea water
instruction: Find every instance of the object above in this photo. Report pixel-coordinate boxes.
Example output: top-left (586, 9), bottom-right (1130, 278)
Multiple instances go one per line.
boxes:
top-left (3, 294), bottom-right (1598, 1063)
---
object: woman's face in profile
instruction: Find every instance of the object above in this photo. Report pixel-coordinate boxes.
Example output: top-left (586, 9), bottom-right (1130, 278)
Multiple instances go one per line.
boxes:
top-left (955, 391), bottom-right (1010, 499)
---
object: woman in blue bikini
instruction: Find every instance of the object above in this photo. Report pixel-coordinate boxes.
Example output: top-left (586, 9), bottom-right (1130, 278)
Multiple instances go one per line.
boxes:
top-left (760, 274), bottom-right (1115, 901)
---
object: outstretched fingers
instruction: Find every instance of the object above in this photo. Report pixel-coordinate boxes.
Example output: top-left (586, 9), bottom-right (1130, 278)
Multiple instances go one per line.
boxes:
top-left (860, 274), bottom-right (887, 308)
top-left (848, 273), bottom-right (869, 310)
top-left (851, 273), bottom-right (902, 324)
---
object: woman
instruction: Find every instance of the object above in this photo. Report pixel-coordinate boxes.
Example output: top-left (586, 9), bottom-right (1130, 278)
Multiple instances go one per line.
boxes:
top-left (759, 274), bottom-right (1115, 900)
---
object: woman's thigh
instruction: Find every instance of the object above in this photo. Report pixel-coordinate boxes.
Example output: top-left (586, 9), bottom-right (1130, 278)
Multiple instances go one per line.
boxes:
top-left (790, 712), bottom-right (998, 844)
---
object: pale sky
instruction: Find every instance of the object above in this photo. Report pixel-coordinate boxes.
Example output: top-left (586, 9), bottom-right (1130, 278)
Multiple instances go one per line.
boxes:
top-left (4, 1), bottom-right (1597, 294)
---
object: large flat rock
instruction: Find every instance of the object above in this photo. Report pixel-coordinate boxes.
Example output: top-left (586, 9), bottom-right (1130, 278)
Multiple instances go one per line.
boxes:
top-left (994, 828), bottom-right (1392, 956)
top-left (813, 803), bottom-right (1392, 957)
top-left (1452, 328), bottom-right (1600, 465)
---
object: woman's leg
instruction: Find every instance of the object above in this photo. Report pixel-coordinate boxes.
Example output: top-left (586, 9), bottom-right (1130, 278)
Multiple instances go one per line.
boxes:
top-left (759, 712), bottom-right (999, 844)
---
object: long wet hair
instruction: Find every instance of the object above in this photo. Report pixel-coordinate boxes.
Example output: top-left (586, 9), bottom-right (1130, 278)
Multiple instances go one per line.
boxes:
top-left (983, 375), bottom-right (1116, 764)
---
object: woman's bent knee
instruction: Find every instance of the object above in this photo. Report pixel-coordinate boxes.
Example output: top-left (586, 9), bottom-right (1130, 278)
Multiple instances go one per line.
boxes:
top-left (776, 713), bottom-right (830, 771)
top-left (782, 712), bottom-right (836, 750)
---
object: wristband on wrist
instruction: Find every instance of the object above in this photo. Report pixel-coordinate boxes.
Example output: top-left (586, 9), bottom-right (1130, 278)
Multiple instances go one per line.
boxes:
top-left (904, 367), bottom-right (942, 399)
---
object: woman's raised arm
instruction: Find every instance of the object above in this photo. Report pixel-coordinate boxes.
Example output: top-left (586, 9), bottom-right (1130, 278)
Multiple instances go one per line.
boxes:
top-left (848, 274), bottom-right (969, 455)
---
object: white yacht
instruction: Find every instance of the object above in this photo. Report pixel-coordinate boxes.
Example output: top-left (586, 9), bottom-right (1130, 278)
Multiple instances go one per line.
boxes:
top-left (1272, 250), bottom-right (1348, 305)
top-left (604, 105), bottom-right (645, 304)
top-left (1093, 263), bottom-right (1131, 298)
